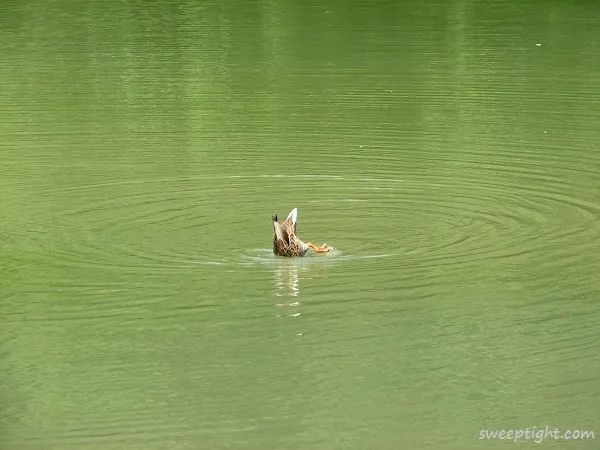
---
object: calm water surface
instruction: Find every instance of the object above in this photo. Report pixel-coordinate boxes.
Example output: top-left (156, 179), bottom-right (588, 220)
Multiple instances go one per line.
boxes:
top-left (2, 1), bottom-right (600, 449)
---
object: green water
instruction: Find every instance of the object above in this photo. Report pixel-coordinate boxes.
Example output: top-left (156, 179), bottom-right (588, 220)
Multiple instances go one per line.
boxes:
top-left (2, 1), bottom-right (600, 449)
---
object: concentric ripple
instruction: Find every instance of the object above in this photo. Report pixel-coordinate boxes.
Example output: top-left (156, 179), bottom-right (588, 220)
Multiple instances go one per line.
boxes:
top-left (7, 145), bottom-right (597, 282)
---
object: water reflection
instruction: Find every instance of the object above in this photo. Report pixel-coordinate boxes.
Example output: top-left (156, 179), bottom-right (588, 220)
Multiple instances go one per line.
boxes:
top-left (273, 252), bottom-right (335, 298)
top-left (274, 260), bottom-right (301, 297)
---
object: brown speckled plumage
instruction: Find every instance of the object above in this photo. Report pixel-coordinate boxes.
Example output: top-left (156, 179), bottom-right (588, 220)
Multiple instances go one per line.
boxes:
top-left (272, 208), bottom-right (309, 257)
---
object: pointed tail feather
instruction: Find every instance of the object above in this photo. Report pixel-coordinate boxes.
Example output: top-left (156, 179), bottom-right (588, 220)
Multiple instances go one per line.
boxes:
top-left (286, 208), bottom-right (298, 225)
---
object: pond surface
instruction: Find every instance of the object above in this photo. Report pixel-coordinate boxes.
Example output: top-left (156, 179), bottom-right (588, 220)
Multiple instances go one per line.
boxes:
top-left (2, 1), bottom-right (599, 449)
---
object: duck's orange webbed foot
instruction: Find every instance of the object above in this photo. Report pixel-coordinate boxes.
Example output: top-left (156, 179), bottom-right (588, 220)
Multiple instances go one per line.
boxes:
top-left (308, 242), bottom-right (330, 253)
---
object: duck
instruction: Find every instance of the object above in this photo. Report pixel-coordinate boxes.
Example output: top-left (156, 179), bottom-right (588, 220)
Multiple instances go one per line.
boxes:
top-left (272, 208), bottom-right (330, 257)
